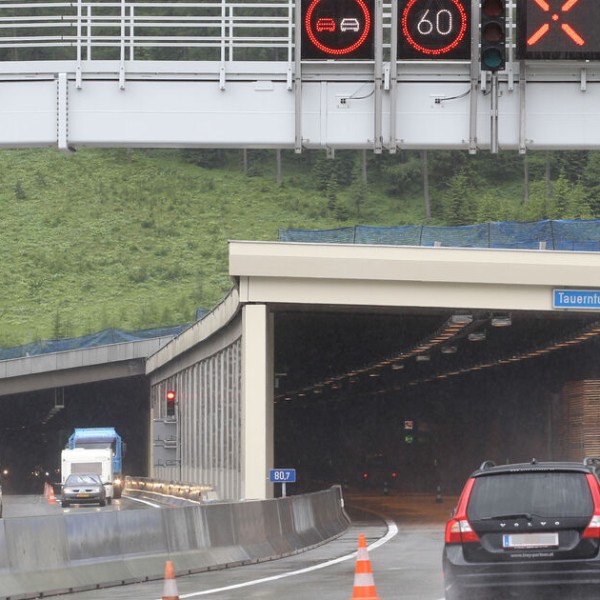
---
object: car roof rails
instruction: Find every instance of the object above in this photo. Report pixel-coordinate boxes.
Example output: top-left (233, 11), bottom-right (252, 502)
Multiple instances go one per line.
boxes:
top-left (479, 460), bottom-right (496, 470)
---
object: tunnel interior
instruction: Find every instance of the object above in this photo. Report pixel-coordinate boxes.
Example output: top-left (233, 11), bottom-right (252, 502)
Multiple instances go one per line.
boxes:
top-left (273, 307), bottom-right (600, 495)
top-left (0, 376), bottom-right (149, 493)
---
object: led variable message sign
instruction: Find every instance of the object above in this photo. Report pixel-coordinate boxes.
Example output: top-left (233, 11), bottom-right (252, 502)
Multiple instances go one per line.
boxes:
top-left (301, 0), bottom-right (374, 59)
top-left (398, 0), bottom-right (471, 60)
top-left (517, 0), bottom-right (600, 60)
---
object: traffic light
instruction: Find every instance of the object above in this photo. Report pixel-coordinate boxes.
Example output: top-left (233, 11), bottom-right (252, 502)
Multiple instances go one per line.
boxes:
top-left (166, 390), bottom-right (176, 417)
top-left (480, 0), bottom-right (506, 72)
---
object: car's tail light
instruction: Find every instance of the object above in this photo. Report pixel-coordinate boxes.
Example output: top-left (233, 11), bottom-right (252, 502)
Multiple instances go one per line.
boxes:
top-left (582, 474), bottom-right (600, 539)
top-left (444, 477), bottom-right (480, 544)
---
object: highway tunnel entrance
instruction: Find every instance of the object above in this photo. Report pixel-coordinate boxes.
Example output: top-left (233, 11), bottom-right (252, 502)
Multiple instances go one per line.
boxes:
top-left (0, 377), bottom-right (149, 494)
top-left (273, 307), bottom-right (600, 496)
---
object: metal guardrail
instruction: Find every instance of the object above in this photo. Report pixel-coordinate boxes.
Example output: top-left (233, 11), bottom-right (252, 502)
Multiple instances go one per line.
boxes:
top-left (0, 1), bottom-right (296, 62)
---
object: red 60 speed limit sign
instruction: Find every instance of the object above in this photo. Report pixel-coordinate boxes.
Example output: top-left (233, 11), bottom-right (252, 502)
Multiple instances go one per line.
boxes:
top-left (398, 0), bottom-right (471, 60)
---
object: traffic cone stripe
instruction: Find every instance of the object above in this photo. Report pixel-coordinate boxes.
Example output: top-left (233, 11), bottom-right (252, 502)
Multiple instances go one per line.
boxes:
top-left (355, 561), bottom-right (374, 574)
top-left (357, 547), bottom-right (369, 561)
top-left (353, 573), bottom-right (376, 587)
top-left (162, 559), bottom-right (179, 600)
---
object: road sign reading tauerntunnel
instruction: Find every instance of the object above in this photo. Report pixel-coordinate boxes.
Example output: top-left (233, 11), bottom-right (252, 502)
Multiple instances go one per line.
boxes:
top-left (301, 0), bottom-right (374, 59)
top-left (517, 0), bottom-right (600, 60)
top-left (553, 289), bottom-right (600, 309)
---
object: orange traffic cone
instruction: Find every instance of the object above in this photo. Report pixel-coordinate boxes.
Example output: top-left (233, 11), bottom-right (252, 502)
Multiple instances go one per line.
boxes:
top-left (46, 483), bottom-right (57, 504)
top-left (162, 560), bottom-right (179, 600)
top-left (350, 534), bottom-right (382, 600)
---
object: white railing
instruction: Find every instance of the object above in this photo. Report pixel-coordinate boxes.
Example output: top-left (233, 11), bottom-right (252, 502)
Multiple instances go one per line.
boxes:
top-left (0, 1), bottom-right (295, 62)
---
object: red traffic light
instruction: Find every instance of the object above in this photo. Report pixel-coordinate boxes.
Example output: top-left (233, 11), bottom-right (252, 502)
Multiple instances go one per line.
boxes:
top-left (481, 0), bottom-right (503, 18)
top-left (166, 390), bottom-right (176, 417)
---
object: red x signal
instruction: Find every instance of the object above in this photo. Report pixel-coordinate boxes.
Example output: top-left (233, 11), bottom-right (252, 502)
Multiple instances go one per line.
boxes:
top-left (527, 0), bottom-right (584, 47)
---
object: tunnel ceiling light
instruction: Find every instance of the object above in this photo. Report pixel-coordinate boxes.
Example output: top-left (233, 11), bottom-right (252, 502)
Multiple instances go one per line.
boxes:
top-left (416, 354), bottom-right (430, 362)
top-left (451, 314), bottom-right (473, 325)
top-left (468, 331), bottom-right (486, 342)
top-left (491, 314), bottom-right (512, 327)
top-left (441, 345), bottom-right (457, 354)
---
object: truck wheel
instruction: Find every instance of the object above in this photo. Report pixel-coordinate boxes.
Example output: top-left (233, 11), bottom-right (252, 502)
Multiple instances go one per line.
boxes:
top-left (99, 499), bottom-right (106, 507)
top-left (62, 501), bottom-right (69, 508)
top-left (107, 497), bottom-right (112, 505)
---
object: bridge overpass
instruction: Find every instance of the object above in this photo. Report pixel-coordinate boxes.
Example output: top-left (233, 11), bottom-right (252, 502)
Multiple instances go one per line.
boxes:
top-left (0, 1), bottom-right (600, 152)
top-left (0, 334), bottom-right (176, 396)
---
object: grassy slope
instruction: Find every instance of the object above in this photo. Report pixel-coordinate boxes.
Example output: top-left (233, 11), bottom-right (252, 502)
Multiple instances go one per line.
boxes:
top-left (0, 148), bottom-right (443, 347)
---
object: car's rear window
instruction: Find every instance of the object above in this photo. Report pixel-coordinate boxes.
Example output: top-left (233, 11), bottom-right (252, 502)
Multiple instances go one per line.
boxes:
top-left (467, 472), bottom-right (593, 520)
top-left (66, 474), bottom-right (101, 485)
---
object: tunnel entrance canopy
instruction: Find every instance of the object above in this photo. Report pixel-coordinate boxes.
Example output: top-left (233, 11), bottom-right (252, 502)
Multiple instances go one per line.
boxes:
top-left (227, 241), bottom-right (600, 496)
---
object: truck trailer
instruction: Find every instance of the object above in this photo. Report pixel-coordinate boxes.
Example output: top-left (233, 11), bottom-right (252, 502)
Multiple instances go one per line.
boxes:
top-left (65, 428), bottom-right (125, 498)
top-left (61, 447), bottom-right (114, 504)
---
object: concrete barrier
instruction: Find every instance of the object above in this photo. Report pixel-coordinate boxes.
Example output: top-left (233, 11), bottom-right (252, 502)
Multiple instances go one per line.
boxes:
top-left (0, 486), bottom-right (349, 600)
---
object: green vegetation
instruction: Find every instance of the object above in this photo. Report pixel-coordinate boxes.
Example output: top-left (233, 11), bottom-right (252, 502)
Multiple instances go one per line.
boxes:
top-left (0, 147), bottom-right (597, 348)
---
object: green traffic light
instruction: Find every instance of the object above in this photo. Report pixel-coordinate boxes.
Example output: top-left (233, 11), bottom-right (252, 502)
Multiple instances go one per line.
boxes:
top-left (482, 48), bottom-right (503, 70)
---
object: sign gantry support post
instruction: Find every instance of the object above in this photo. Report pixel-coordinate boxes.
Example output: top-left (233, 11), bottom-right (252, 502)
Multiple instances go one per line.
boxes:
top-left (373, 0), bottom-right (383, 154)
top-left (469, 0), bottom-right (480, 154)
top-left (294, 0), bottom-right (303, 153)
top-left (388, 0), bottom-right (398, 152)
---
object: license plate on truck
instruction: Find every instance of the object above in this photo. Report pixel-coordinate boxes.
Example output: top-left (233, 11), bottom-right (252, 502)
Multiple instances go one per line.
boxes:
top-left (503, 533), bottom-right (559, 549)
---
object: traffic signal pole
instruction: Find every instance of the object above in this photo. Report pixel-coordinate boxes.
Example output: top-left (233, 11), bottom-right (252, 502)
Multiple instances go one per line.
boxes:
top-left (490, 71), bottom-right (499, 153)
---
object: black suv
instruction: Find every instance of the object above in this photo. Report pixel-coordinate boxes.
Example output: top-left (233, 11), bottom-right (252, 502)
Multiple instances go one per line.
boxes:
top-left (443, 459), bottom-right (600, 599)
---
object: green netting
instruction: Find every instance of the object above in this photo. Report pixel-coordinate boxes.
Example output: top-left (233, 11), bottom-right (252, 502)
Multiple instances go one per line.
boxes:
top-left (279, 220), bottom-right (600, 251)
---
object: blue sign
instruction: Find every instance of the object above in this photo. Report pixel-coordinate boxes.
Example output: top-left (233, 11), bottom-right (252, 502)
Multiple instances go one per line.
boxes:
top-left (269, 468), bottom-right (296, 483)
top-left (553, 289), bottom-right (600, 310)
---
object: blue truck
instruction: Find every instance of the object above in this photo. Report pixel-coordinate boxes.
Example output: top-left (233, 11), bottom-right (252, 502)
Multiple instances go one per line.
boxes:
top-left (66, 428), bottom-right (125, 498)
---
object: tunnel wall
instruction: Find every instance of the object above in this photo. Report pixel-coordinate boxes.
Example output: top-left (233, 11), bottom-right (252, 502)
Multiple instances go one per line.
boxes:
top-left (0, 486), bottom-right (349, 600)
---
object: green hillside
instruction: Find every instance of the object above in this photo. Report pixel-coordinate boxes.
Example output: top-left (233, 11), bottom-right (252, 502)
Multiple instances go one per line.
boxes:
top-left (0, 147), bottom-right (596, 348)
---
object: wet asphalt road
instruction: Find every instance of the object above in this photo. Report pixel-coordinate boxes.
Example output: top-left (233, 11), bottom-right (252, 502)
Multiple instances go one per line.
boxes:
top-left (56, 491), bottom-right (452, 600)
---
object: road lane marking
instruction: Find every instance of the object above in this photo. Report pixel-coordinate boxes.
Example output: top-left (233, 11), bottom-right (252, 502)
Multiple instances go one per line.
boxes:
top-left (155, 517), bottom-right (398, 598)
top-left (123, 494), bottom-right (162, 508)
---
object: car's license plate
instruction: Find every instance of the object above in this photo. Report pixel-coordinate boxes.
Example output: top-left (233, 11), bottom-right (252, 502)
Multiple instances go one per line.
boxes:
top-left (503, 532), bottom-right (559, 549)
top-left (76, 493), bottom-right (90, 498)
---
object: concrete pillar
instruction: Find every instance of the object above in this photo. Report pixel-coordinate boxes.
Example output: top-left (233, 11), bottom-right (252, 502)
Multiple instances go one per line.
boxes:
top-left (241, 304), bottom-right (274, 499)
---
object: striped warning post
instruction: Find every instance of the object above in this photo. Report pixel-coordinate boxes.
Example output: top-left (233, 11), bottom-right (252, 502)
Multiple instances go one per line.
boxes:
top-left (350, 534), bottom-right (382, 600)
top-left (162, 560), bottom-right (179, 600)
